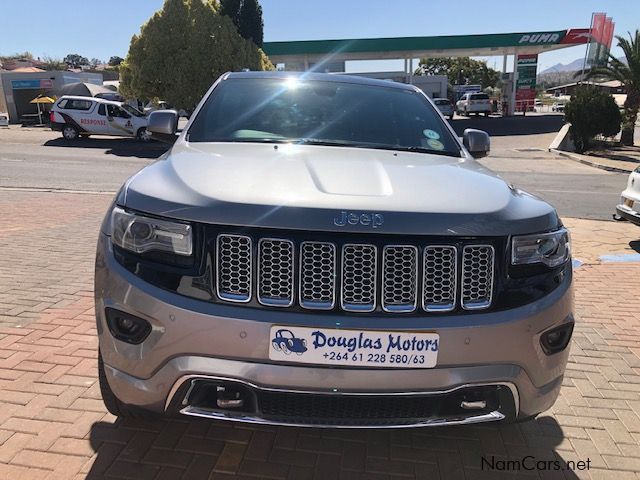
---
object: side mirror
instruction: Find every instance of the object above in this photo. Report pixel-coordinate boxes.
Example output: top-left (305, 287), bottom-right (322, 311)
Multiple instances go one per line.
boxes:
top-left (463, 128), bottom-right (490, 158)
top-left (148, 109), bottom-right (178, 143)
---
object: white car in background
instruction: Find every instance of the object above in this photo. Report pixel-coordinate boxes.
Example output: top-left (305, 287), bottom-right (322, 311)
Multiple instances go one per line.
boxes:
top-left (144, 100), bottom-right (172, 114)
top-left (50, 96), bottom-right (150, 141)
top-left (0, 112), bottom-right (8, 127)
top-left (616, 167), bottom-right (640, 226)
top-left (49, 95), bottom-right (151, 142)
top-left (433, 98), bottom-right (454, 119)
top-left (456, 92), bottom-right (492, 116)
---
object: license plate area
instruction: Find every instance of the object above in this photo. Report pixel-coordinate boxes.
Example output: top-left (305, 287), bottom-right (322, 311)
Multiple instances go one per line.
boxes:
top-left (268, 326), bottom-right (439, 368)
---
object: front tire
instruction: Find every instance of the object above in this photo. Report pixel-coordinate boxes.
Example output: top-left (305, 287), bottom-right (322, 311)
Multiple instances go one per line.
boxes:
top-left (98, 351), bottom-right (154, 419)
top-left (62, 125), bottom-right (79, 140)
top-left (137, 127), bottom-right (151, 143)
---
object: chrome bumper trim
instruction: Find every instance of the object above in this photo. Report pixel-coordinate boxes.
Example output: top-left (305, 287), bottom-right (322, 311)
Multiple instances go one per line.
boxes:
top-left (178, 405), bottom-right (505, 429)
top-left (164, 374), bottom-right (519, 427)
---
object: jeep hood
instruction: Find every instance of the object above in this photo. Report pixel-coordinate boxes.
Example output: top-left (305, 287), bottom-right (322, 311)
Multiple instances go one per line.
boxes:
top-left (121, 142), bottom-right (560, 235)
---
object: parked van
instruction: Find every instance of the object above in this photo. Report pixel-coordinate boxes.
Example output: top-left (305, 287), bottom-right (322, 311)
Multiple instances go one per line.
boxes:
top-left (50, 96), bottom-right (150, 141)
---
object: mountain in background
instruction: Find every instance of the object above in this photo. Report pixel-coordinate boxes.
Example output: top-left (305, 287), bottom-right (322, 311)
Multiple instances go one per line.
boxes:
top-left (539, 58), bottom-right (585, 75)
top-left (539, 56), bottom-right (627, 75)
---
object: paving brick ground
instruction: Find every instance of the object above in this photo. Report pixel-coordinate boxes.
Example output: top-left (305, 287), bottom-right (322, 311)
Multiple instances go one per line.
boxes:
top-left (1, 189), bottom-right (640, 479)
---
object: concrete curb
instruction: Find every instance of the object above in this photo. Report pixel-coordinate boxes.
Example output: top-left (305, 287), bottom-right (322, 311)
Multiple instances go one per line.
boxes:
top-left (550, 149), bottom-right (634, 174)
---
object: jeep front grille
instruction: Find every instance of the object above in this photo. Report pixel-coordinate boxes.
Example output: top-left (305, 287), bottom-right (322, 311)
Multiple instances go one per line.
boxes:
top-left (382, 246), bottom-right (418, 312)
top-left (461, 245), bottom-right (495, 310)
top-left (216, 234), bottom-right (252, 302)
top-left (423, 246), bottom-right (457, 312)
top-left (341, 244), bottom-right (377, 312)
top-left (257, 239), bottom-right (294, 307)
top-left (299, 242), bottom-right (336, 310)
top-left (214, 234), bottom-right (495, 313)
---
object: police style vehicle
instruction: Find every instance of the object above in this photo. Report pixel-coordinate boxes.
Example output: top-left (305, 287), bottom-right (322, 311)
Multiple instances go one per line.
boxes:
top-left (50, 95), bottom-right (150, 141)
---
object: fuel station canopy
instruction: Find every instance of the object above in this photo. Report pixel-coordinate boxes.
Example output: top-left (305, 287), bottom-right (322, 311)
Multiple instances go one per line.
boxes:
top-left (264, 29), bottom-right (591, 66)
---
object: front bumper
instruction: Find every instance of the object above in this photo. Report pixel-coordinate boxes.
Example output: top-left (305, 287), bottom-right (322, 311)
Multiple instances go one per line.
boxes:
top-left (616, 203), bottom-right (640, 226)
top-left (96, 233), bottom-right (573, 426)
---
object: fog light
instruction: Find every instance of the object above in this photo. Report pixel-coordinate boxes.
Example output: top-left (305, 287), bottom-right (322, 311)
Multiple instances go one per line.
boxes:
top-left (117, 317), bottom-right (136, 331)
top-left (540, 322), bottom-right (573, 355)
top-left (105, 308), bottom-right (151, 344)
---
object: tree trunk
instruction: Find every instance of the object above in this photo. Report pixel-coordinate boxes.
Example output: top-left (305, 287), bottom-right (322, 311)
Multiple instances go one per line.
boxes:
top-left (621, 90), bottom-right (639, 146)
top-left (621, 125), bottom-right (635, 146)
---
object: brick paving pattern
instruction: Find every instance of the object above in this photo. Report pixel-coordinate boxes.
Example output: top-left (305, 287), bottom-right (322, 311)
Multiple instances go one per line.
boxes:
top-left (1, 190), bottom-right (640, 479)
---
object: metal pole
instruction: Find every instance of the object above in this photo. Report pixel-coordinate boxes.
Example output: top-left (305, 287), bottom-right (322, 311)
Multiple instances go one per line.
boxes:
top-left (409, 58), bottom-right (414, 85)
top-left (502, 54), bottom-right (507, 73)
top-left (510, 53), bottom-right (518, 116)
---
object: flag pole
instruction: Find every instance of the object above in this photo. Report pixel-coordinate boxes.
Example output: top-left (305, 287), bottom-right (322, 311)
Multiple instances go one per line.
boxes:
top-left (581, 12), bottom-right (595, 84)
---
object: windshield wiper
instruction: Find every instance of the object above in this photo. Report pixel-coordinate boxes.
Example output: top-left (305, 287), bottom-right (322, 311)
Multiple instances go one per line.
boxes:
top-left (207, 137), bottom-right (462, 157)
top-left (296, 138), bottom-right (362, 147)
top-left (297, 138), bottom-right (461, 157)
top-left (389, 146), bottom-right (462, 158)
top-left (212, 137), bottom-right (291, 143)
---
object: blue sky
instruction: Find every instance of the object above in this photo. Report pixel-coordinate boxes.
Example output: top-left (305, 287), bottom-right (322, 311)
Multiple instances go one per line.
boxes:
top-left (0, 0), bottom-right (637, 72)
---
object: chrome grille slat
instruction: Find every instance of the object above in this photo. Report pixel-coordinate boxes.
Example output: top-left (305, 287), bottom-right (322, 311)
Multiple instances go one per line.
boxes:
top-left (258, 239), bottom-right (294, 307)
top-left (461, 245), bottom-right (495, 310)
top-left (299, 242), bottom-right (336, 310)
top-left (423, 246), bottom-right (457, 312)
top-left (341, 244), bottom-right (377, 312)
top-left (216, 234), bottom-right (252, 302)
top-left (382, 246), bottom-right (418, 313)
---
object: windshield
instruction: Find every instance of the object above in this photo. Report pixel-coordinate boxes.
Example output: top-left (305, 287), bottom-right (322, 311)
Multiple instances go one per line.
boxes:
top-left (188, 78), bottom-right (462, 157)
top-left (121, 104), bottom-right (146, 117)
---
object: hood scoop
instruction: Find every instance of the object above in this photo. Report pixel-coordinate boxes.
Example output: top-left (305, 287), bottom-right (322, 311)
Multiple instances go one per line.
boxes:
top-left (305, 157), bottom-right (393, 197)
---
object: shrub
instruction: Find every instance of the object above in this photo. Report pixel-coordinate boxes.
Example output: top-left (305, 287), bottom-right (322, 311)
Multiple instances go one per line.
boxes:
top-left (564, 86), bottom-right (622, 153)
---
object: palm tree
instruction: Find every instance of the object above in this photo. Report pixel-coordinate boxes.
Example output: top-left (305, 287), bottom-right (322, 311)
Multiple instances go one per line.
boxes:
top-left (585, 30), bottom-right (639, 146)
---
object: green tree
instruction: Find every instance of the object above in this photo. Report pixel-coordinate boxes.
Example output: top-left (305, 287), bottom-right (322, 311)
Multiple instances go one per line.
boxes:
top-left (41, 56), bottom-right (66, 71)
top-left (219, 0), bottom-right (242, 27)
top-left (108, 56), bottom-right (124, 67)
top-left (0, 52), bottom-right (34, 61)
top-left (120, 0), bottom-right (272, 110)
top-left (238, 0), bottom-right (263, 47)
top-left (219, 0), bottom-right (263, 47)
top-left (565, 86), bottom-right (622, 153)
top-left (583, 30), bottom-right (640, 146)
top-left (415, 57), bottom-right (500, 89)
top-left (63, 53), bottom-right (89, 68)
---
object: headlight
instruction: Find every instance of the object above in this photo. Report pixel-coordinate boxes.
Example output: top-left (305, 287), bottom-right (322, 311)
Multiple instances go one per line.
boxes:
top-left (111, 207), bottom-right (192, 256)
top-left (511, 228), bottom-right (570, 268)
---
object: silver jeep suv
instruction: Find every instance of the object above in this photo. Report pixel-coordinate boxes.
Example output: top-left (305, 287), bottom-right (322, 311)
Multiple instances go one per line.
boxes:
top-left (95, 72), bottom-right (573, 427)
